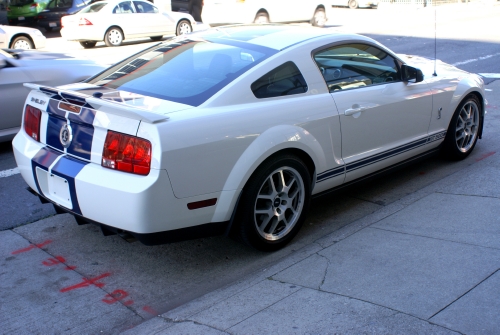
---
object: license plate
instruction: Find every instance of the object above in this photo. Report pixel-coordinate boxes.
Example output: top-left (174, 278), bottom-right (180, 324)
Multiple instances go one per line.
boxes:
top-left (18, 16), bottom-right (25, 20)
top-left (49, 22), bottom-right (57, 27)
top-left (36, 167), bottom-right (73, 210)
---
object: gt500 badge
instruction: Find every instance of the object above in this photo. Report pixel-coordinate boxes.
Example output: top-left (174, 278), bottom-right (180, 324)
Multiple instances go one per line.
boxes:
top-left (60, 124), bottom-right (73, 148)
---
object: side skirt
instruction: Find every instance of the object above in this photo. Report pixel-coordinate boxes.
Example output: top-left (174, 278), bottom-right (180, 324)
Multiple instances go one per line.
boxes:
top-left (312, 147), bottom-right (442, 199)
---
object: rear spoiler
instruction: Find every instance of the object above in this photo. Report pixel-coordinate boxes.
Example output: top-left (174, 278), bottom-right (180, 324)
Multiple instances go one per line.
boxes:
top-left (24, 83), bottom-right (169, 124)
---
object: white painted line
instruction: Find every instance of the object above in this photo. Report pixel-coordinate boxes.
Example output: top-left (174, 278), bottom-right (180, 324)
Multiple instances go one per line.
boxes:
top-left (479, 73), bottom-right (500, 79)
top-left (0, 168), bottom-right (20, 178)
top-left (452, 53), bottom-right (500, 66)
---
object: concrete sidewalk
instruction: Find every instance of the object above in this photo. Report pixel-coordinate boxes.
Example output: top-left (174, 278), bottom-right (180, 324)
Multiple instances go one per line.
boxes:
top-left (125, 80), bottom-right (500, 334)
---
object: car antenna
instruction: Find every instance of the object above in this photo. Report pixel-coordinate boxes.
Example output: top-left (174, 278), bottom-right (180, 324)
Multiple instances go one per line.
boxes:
top-left (433, 6), bottom-right (437, 76)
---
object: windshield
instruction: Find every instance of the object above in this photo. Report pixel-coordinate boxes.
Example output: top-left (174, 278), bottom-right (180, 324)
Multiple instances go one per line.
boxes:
top-left (88, 38), bottom-right (275, 106)
top-left (10, 0), bottom-right (35, 5)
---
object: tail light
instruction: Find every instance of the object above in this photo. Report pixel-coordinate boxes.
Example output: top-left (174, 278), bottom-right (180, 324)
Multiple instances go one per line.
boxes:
top-left (30, 3), bottom-right (38, 8)
top-left (102, 131), bottom-right (152, 176)
top-left (79, 17), bottom-right (93, 26)
top-left (24, 105), bottom-right (42, 142)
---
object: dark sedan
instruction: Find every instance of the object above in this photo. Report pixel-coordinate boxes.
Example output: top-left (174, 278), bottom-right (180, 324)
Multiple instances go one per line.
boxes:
top-left (36, 0), bottom-right (90, 31)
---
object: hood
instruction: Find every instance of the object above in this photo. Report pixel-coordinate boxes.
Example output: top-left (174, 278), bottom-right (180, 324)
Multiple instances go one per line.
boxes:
top-left (0, 24), bottom-right (41, 35)
top-left (398, 54), bottom-right (469, 79)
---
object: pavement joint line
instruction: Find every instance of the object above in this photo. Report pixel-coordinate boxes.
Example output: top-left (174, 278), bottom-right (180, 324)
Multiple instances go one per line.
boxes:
top-left (428, 268), bottom-right (500, 320)
top-left (369, 226), bottom-right (500, 251)
top-left (435, 190), bottom-right (500, 199)
top-left (0, 167), bottom-right (20, 178)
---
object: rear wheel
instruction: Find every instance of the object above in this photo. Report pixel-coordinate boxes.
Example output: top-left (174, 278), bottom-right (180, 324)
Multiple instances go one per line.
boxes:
top-left (253, 11), bottom-right (270, 24)
top-left (11, 36), bottom-right (34, 49)
top-left (150, 36), bottom-right (163, 41)
top-left (235, 155), bottom-right (311, 251)
top-left (104, 27), bottom-right (124, 47)
top-left (79, 41), bottom-right (97, 49)
top-left (442, 95), bottom-right (481, 160)
top-left (176, 20), bottom-right (192, 35)
top-left (348, 0), bottom-right (358, 9)
top-left (311, 7), bottom-right (326, 27)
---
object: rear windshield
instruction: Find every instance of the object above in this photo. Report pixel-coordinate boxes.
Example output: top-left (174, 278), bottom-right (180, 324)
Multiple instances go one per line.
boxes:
top-left (79, 1), bottom-right (106, 12)
top-left (87, 38), bottom-right (275, 106)
top-left (10, 0), bottom-right (36, 5)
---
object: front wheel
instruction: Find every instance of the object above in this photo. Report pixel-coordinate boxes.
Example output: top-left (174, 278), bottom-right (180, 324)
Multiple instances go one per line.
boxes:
top-left (442, 95), bottom-right (481, 160)
top-left (235, 155), bottom-right (311, 251)
top-left (254, 11), bottom-right (270, 24)
top-left (11, 36), bottom-right (34, 49)
top-left (104, 27), bottom-right (124, 47)
top-left (176, 20), bottom-right (192, 35)
top-left (79, 41), bottom-right (97, 49)
top-left (311, 8), bottom-right (326, 27)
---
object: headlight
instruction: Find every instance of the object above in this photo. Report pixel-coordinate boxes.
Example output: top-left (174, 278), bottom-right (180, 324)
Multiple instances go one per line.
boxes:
top-left (31, 30), bottom-right (43, 37)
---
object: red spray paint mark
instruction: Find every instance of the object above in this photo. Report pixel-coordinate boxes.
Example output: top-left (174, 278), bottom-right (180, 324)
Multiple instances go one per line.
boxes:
top-left (142, 305), bottom-right (158, 315)
top-left (11, 240), bottom-right (52, 255)
top-left (60, 273), bottom-right (111, 292)
top-left (418, 171), bottom-right (426, 175)
top-left (42, 256), bottom-right (76, 270)
top-left (102, 289), bottom-right (134, 306)
top-left (476, 151), bottom-right (496, 162)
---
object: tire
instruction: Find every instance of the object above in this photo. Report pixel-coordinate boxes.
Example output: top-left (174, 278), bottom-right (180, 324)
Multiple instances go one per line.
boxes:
top-left (10, 36), bottom-right (34, 49)
top-left (253, 11), bottom-right (270, 24)
top-left (150, 36), bottom-right (163, 41)
top-left (311, 7), bottom-right (326, 27)
top-left (79, 41), bottom-right (97, 49)
top-left (104, 27), bottom-right (124, 47)
top-left (348, 0), bottom-right (358, 9)
top-left (176, 20), bottom-right (192, 35)
top-left (442, 95), bottom-right (481, 160)
top-left (235, 154), bottom-right (312, 251)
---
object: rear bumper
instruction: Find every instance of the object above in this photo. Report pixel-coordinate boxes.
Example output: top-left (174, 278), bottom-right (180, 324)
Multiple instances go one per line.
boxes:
top-left (13, 130), bottom-right (224, 238)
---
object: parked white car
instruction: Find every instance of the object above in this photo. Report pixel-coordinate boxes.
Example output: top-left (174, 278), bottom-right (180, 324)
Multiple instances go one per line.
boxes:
top-left (0, 24), bottom-right (46, 49)
top-left (202, 0), bottom-right (328, 27)
top-left (60, 0), bottom-right (196, 48)
top-left (0, 49), bottom-right (106, 142)
top-left (13, 25), bottom-right (485, 251)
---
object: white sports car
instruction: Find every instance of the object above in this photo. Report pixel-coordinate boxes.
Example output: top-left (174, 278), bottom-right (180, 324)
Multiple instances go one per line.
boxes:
top-left (60, 0), bottom-right (196, 48)
top-left (13, 25), bottom-right (485, 251)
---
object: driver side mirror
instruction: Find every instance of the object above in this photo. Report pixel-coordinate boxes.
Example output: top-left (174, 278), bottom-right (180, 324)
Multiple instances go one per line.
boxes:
top-left (401, 64), bottom-right (424, 83)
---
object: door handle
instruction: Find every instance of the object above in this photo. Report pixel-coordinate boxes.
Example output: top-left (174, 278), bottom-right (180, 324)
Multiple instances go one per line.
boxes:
top-left (344, 106), bottom-right (366, 116)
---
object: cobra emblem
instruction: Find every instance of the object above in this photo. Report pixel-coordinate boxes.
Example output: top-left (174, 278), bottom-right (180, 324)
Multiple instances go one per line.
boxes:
top-left (59, 123), bottom-right (73, 148)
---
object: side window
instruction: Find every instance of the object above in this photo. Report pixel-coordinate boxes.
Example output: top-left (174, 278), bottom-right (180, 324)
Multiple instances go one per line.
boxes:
top-left (313, 43), bottom-right (400, 93)
top-left (133, 1), bottom-right (157, 13)
top-left (251, 61), bottom-right (308, 99)
top-left (113, 1), bottom-right (134, 13)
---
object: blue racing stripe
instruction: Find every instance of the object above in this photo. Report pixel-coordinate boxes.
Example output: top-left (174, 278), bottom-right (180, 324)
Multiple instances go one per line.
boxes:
top-left (67, 121), bottom-right (94, 161)
top-left (68, 107), bottom-right (97, 125)
top-left (51, 156), bottom-right (89, 215)
top-left (45, 115), bottom-right (66, 152)
top-left (317, 166), bottom-right (345, 182)
top-left (31, 147), bottom-right (63, 194)
top-left (46, 99), bottom-right (66, 118)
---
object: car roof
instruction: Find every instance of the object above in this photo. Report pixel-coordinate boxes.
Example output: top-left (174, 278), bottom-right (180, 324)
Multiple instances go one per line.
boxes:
top-left (194, 25), bottom-right (348, 51)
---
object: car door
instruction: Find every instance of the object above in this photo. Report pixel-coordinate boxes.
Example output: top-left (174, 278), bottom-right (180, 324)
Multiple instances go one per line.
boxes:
top-left (313, 43), bottom-right (433, 183)
top-left (0, 58), bottom-right (34, 132)
top-left (132, 1), bottom-right (169, 36)
top-left (111, 1), bottom-right (138, 37)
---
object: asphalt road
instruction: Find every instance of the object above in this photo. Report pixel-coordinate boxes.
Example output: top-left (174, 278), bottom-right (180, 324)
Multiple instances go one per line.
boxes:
top-left (1, 3), bottom-right (500, 333)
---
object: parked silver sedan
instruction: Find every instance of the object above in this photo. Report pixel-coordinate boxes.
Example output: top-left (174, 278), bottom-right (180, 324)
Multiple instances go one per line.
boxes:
top-left (0, 49), bottom-right (106, 142)
top-left (0, 24), bottom-right (46, 49)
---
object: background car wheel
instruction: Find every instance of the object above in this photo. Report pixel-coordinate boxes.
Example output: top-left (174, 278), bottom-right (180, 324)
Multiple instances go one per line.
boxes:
top-left (104, 27), bottom-right (124, 47)
top-left (311, 7), bottom-right (326, 27)
top-left (10, 36), bottom-right (34, 49)
top-left (150, 36), bottom-right (163, 41)
top-left (348, 0), bottom-right (359, 9)
top-left (442, 95), bottom-right (481, 160)
top-left (253, 11), bottom-right (270, 24)
top-left (79, 41), bottom-right (97, 49)
top-left (235, 154), bottom-right (312, 251)
top-left (176, 20), bottom-right (192, 35)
